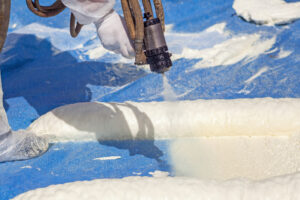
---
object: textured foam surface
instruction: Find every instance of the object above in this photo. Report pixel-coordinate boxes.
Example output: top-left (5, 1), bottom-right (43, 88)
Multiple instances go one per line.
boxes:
top-left (13, 172), bottom-right (300, 200)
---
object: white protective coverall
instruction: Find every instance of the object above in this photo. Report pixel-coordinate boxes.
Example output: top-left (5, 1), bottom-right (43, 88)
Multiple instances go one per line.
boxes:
top-left (0, 0), bottom-right (135, 162)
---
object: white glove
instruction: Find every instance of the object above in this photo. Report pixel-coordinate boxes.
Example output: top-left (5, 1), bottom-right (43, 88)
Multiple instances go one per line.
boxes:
top-left (94, 10), bottom-right (135, 59)
top-left (61, 0), bottom-right (135, 58)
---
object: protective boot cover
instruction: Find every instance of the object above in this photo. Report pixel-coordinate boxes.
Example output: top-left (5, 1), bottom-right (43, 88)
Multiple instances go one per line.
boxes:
top-left (0, 73), bottom-right (49, 163)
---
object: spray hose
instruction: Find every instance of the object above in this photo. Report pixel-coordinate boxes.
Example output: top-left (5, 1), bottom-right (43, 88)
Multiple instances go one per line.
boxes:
top-left (0, 0), bottom-right (10, 52)
top-left (25, 0), bottom-right (82, 38)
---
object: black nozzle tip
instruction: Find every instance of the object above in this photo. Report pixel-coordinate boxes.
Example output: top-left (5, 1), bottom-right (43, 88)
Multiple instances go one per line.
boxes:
top-left (148, 53), bottom-right (172, 74)
top-left (150, 60), bottom-right (172, 73)
top-left (145, 46), bottom-right (172, 73)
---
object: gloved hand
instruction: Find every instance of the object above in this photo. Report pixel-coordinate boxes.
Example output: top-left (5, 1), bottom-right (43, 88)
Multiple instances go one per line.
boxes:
top-left (61, 0), bottom-right (135, 59)
top-left (94, 10), bottom-right (135, 59)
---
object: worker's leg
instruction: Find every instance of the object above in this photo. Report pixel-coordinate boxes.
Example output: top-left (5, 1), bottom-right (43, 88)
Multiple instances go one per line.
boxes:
top-left (0, 71), bottom-right (48, 162)
top-left (61, 0), bottom-right (135, 58)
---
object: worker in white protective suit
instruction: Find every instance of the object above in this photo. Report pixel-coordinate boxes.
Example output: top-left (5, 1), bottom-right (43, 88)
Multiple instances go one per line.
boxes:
top-left (0, 0), bottom-right (135, 162)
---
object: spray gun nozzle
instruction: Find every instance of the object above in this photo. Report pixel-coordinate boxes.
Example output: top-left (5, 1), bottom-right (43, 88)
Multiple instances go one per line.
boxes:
top-left (143, 17), bottom-right (172, 73)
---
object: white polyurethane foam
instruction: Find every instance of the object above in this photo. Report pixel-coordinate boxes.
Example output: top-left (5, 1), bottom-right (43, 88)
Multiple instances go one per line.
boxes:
top-left (13, 172), bottom-right (300, 200)
top-left (233, 0), bottom-right (300, 25)
top-left (28, 98), bottom-right (300, 180)
top-left (28, 98), bottom-right (300, 142)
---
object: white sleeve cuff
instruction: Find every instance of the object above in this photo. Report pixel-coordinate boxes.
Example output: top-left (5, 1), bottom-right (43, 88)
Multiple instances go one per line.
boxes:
top-left (61, 0), bottom-right (116, 25)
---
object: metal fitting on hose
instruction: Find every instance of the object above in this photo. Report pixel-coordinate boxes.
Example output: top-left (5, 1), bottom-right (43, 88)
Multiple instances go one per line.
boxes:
top-left (134, 39), bottom-right (147, 65)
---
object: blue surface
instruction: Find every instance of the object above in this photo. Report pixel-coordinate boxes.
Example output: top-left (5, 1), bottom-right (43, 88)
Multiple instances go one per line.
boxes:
top-left (0, 0), bottom-right (300, 199)
top-left (0, 141), bottom-right (171, 200)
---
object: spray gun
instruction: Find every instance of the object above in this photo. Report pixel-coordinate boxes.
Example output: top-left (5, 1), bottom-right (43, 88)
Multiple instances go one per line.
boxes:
top-left (25, 0), bottom-right (172, 73)
top-left (143, 13), bottom-right (172, 73)
top-left (121, 0), bottom-right (172, 74)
